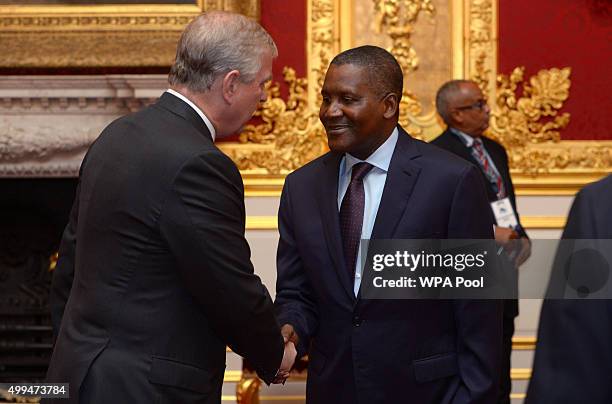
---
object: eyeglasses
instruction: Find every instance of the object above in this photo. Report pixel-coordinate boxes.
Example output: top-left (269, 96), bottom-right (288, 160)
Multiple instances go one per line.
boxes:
top-left (455, 99), bottom-right (487, 111)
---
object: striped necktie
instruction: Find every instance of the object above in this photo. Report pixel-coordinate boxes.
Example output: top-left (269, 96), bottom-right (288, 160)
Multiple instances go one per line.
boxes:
top-left (472, 138), bottom-right (506, 199)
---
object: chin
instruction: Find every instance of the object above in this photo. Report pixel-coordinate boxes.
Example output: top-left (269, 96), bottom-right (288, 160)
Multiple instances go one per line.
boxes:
top-left (327, 139), bottom-right (350, 153)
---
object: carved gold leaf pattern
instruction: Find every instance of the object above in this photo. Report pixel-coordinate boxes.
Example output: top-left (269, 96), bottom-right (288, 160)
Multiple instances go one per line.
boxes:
top-left (221, 67), bottom-right (327, 174)
top-left (0, 32), bottom-right (180, 67)
top-left (371, 0), bottom-right (436, 136)
top-left (467, 0), bottom-right (495, 98)
top-left (488, 67), bottom-right (580, 174)
top-left (0, 0), bottom-right (259, 68)
top-left (308, 0), bottom-right (337, 110)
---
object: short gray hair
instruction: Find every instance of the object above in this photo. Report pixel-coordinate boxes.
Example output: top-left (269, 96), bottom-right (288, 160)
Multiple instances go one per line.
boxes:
top-left (435, 79), bottom-right (471, 124)
top-left (168, 11), bottom-right (277, 92)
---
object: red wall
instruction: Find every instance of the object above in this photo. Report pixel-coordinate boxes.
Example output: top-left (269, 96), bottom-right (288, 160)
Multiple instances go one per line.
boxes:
top-left (261, 0), bottom-right (307, 97)
top-left (499, 0), bottom-right (611, 140)
top-left (219, 0), bottom-right (306, 141)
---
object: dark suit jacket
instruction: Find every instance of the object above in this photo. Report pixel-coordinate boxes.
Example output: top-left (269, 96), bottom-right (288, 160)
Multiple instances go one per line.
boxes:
top-left (527, 175), bottom-right (612, 404)
top-left (431, 129), bottom-right (528, 317)
top-left (430, 129), bottom-right (526, 238)
top-left (275, 127), bottom-right (503, 404)
top-left (45, 93), bottom-right (283, 404)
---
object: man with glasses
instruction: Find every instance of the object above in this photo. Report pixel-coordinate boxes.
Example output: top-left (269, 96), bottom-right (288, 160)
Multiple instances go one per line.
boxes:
top-left (431, 79), bottom-right (531, 404)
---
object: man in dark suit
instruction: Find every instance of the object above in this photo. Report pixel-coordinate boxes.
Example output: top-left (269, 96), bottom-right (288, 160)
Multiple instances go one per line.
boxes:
top-left (431, 80), bottom-right (531, 404)
top-left (527, 175), bottom-right (612, 404)
top-left (45, 12), bottom-right (294, 404)
top-left (274, 46), bottom-right (502, 404)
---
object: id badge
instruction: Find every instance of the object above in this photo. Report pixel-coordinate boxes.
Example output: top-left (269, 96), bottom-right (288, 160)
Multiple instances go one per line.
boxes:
top-left (490, 197), bottom-right (518, 228)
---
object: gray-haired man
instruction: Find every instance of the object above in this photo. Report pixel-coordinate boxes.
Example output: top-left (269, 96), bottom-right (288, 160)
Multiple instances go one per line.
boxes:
top-left (46, 11), bottom-right (294, 404)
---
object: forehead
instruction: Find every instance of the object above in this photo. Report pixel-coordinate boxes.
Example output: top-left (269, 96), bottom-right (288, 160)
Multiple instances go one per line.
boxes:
top-left (322, 64), bottom-right (374, 93)
top-left (457, 82), bottom-right (484, 100)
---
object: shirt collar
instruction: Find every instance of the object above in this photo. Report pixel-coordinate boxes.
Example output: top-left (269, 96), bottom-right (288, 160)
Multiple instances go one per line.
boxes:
top-left (449, 127), bottom-right (477, 147)
top-left (343, 126), bottom-right (399, 177)
top-left (165, 89), bottom-right (216, 141)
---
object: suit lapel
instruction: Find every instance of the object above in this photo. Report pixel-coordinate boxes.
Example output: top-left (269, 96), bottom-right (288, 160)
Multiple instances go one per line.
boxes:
top-left (154, 92), bottom-right (213, 141)
top-left (443, 129), bottom-right (480, 167)
top-left (317, 153), bottom-right (356, 303)
top-left (371, 127), bottom-right (422, 239)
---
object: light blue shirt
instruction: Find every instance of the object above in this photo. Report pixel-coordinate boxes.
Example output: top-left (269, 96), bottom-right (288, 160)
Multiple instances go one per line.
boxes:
top-left (337, 127), bottom-right (398, 296)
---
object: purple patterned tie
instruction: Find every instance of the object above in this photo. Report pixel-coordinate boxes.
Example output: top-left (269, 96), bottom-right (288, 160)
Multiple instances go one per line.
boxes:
top-left (340, 162), bottom-right (374, 281)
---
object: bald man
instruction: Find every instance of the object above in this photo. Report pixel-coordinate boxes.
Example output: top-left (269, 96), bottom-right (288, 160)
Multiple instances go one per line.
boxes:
top-left (431, 79), bottom-right (531, 404)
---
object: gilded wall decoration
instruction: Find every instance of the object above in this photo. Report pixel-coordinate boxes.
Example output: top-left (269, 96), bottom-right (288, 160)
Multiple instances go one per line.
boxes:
top-left (490, 67), bottom-right (571, 148)
top-left (218, 68), bottom-right (328, 174)
top-left (466, 0), bottom-right (496, 100)
top-left (371, 0), bottom-right (437, 136)
top-left (489, 66), bottom-right (611, 175)
top-left (1, 0), bottom-right (609, 187)
top-left (307, 0), bottom-right (338, 110)
top-left (0, 0), bottom-right (259, 68)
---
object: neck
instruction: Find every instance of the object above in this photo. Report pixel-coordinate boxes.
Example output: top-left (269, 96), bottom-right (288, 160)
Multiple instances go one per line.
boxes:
top-left (170, 85), bottom-right (221, 134)
top-left (451, 125), bottom-right (480, 138)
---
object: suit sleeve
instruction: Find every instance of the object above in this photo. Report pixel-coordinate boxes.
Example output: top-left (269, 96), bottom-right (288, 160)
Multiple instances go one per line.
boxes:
top-left (274, 176), bottom-right (319, 358)
top-left (158, 151), bottom-right (283, 384)
top-left (527, 185), bottom-right (612, 403)
top-left (448, 164), bottom-right (503, 404)
top-left (49, 184), bottom-right (79, 339)
top-left (49, 155), bottom-right (87, 339)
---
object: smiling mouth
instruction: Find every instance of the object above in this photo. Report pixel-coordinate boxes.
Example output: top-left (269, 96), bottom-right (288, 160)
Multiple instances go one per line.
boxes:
top-left (325, 125), bottom-right (351, 134)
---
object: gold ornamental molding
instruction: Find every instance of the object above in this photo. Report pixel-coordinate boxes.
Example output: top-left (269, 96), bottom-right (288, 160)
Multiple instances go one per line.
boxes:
top-left (1, 0), bottom-right (608, 193)
top-left (0, 1), bottom-right (259, 68)
top-left (218, 67), bottom-right (328, 175)
top-left (465, 0), bottom-right (498, 101)
top-left (371, 0), bottom-right (438, 137)
top-left (488, 66), bottom-right (612, 178)
top-left (244, 216), bottom-right (564, 230)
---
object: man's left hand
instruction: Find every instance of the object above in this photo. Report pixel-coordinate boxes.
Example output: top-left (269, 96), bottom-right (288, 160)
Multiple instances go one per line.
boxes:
top-left (515, 237), bottom-right (531, 268)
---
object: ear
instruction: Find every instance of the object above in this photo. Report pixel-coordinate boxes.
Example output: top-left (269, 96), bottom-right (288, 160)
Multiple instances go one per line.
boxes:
top-left (382, 92), bottom-right (399, 119)
top-left (449, 108), bottom-right (463, 124)
top-left (221, 70), bottom-right (241, 104)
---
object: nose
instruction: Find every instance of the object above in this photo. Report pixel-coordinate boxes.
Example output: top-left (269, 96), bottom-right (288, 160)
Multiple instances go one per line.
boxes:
top-left (483, 102), bottom-right (491, 114)
top-left (259, 88), bottom-right (267, 103)
top-left (321, 99), bottom-right (342, 120)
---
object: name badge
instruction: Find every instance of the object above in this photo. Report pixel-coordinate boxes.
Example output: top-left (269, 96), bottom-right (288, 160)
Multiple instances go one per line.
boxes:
top-left (490, 197), bottom-right (518, 228)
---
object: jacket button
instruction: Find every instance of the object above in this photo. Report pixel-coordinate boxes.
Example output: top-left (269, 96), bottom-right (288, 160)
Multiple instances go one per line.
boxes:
top-left (352, 315), bottom-right (362, 326)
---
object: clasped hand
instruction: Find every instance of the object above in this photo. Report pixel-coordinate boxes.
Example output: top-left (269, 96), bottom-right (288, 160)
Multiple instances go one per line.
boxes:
top-left (272, 324), bottom-right (299, 384)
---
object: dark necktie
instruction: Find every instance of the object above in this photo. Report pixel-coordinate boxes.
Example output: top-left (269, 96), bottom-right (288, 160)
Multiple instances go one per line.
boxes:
top-left (340, 162), bottom-right (374, 281)
top-left (472, 138), bottom-right (506, 199)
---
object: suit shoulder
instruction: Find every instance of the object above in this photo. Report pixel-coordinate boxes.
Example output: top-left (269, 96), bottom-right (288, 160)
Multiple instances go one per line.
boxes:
top-left (578, 175), bottom-right (612, 200)
top-left (429, 130), bottom-right (453, 147)
top-left (285, 151), bottom-right (333, 183)
top-left (416, 137), bottom-right (476, 173)
top-left (482, 135), bottom-right (507, 154)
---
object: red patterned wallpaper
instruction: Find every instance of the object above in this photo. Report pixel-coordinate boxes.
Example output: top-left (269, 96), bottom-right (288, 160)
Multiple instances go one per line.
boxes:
top-left (499, 0), bottom-right (611, 140)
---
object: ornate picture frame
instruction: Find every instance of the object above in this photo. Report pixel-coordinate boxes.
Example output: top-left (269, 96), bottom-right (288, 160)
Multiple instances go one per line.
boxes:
top-left (0, 0), bottom-right (259, 68)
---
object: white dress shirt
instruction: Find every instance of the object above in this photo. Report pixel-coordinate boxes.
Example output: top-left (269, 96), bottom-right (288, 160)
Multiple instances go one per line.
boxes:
top-left (165, 89), bottom-right (216, 141)
top-left (337, 127), bottom-right (399, 296)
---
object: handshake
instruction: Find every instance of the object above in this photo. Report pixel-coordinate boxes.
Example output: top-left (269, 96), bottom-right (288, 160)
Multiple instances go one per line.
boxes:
top-left (272, 324), bottom-right (299, 384)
